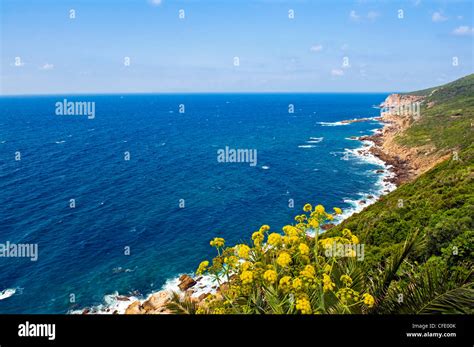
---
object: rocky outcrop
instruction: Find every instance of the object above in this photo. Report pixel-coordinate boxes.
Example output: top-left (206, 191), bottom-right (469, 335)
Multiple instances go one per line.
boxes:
top-left (178, 274), bottom-right (197, 291)
top-left (140, 291), bottom-right (171, 314)
top-left (125, 301), bottom-right (145, 314)
top-left (360, 93), bottom-right (451, 185)
top-left (122, 274), bottom-right (201, 314)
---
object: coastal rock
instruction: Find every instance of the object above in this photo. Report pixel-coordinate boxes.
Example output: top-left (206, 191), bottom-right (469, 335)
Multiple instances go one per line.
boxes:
top-left (141, 291), bottom-right (171, 313)
top-left (125, 301), bottom-right (144, 314)
top-left (198, 293), bottom-right (210, 301)
top-left (178, 274), bottom-right (197, 291)
top-left (116, 295), bottom-right (130, 301)
top-left (321, 223), bottom-right (335, 230)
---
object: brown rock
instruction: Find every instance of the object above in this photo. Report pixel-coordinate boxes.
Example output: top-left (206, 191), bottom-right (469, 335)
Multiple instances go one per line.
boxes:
top-left (141, 291), bottom-right (171, 313)
top-left (178, 275), bottom-right (197, 291)
top-left (116, 295), bottom-right (130, 301)
top-left (321, 223), bottom-right (335, 230)
top-left (198, 293), bottom-right (210, 302)
top-left (125, 301), bottom-right (144, 314)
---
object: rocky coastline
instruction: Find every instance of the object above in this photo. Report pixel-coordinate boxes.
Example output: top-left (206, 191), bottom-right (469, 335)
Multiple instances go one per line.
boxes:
top-left (78, 93), bottom-right (449, 315)
top-left (350, 93), bottom-right (450, 186)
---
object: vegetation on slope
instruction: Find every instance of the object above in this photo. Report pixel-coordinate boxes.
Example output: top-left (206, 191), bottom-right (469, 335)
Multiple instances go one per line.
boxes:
top-left (168, 75), bottom-right (474, 314)
top-left (398, 74), bottom-right (474, 150)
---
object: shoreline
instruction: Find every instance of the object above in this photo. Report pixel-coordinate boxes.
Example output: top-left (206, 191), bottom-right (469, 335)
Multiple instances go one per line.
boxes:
top-left (73, 94), bottom-right (437, 315)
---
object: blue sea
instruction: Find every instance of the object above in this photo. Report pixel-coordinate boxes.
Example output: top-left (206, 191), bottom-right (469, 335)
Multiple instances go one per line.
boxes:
top-left (0, 93), bottom-right (390, 313)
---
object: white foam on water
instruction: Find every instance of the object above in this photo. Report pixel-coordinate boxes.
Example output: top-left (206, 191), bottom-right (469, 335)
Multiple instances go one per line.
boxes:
top-left (317, 121), bottom-right (349, 126)
top-left (332, 138), bottom-right (397, 222)
top-left (308, 137), bottom-right (324, 143)
top-left (0, 288), bottom-right (16, 300)
top-left (69, 291), bottom-right (140, 315)
top-left (72, 123), bottom-right (399, 315)
top-left (261, 165), bottom-right (270, 170)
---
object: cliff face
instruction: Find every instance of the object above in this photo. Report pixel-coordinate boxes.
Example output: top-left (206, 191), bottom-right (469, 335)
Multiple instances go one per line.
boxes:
top-left (368, 93), bottom-right (451, 184)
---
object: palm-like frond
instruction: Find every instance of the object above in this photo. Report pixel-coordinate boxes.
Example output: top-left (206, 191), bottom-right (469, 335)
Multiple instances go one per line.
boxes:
top-left (165, 291), bottom-right (199, 314)
top-left (381, 266), bottom-right (473, 314)
top-left (369, 229), bottom-right (421, 312)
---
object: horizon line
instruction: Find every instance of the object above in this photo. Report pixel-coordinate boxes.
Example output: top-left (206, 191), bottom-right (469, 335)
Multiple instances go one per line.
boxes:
top-left (0, 91), bottom-right (400, 97)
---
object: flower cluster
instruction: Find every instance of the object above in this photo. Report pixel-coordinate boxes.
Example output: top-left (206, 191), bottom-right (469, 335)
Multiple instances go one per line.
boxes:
top-left (195, 203), bottom-right (375, 314)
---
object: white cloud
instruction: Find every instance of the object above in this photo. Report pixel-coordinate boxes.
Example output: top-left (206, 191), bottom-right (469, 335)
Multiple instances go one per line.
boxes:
top-left (349, 10), bottom-right (360, 21)
top-left (341, 43), bottom-right (349, 51)
top-left (432, 12), bottom-right (448, 22)
top-left (452, 25), bottom-right (474, 36)
top-left (149, 0), bottom-right (162, 6)
top-left (350, 10), bottom-right (379, 22)
top-left (367, 11), bottom-right (379, 20)
top-left (331, 69), bottom-right (344, 76)
top-left (310, 44), bottom-right (323, 52)
top-left (40, 63), bottom-right (54, 70)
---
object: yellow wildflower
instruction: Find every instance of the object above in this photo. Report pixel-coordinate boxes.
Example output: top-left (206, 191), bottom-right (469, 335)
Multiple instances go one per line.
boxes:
top-left (340, 274), bottom-right (353, 286)
top-left (298, 243), bottom-right (310, 255)
top-left (342, 228), bottom-right (352, 238)
top-left (333, 207), bottom-right (342, 215)
top-left (196, 260), bottom-right (209, 275)
top-left (225, 256), bottom-right (238, 268)
top-left (319, 238), bottom-right (334, 249)
top-left (296, 297), bottom-right (312, 314)
top-left (322, 274), bottom-right (335, 292)
top-left (309, 219), bottom-right (319, 228)
top-left (292, 277), bottom-right (303, 291)
top-left (276, 252), bottom-right (292, 267)
top-left (251, 231), bottom-right (264, 246)
top-left (259, 225), bottom-right (270, 233)
top-left (315, 205), bottom-right (325, 214)
top-left (240, 270), bottom-right (254, 285)
top-left (241, 261), bottom-right (252, 271)
top-left (263, 269), bottom-right (278, 284)
top-left (279, 276), bottom-right (292, 291)
top-left (210, 237), bottom-right (225, 248)
top-left (236, 244), bottom-right (250, 259)
top-left (362, 293), bottom-right (375, 308)
top-left (267, 233), bottom-right (282, 246)
top-left (303, 203), bottom-right (312, 212)
top-left (300, 265), bottom-right (316, 279)
top-left (351, 235), bottom-right (359, 244)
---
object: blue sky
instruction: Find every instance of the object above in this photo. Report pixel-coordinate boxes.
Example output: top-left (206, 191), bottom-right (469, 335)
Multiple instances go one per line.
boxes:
top-left (1, 0), bottom-right (473, 94)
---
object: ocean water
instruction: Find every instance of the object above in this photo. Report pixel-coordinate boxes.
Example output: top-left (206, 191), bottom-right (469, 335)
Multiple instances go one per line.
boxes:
top-left (0, 93), bottom-right (389, 313)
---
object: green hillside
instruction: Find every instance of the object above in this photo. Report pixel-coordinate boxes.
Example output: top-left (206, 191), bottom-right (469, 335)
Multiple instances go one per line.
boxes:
top-left (326, 75), bottom-right (474, 313)
top-left (170, 75), bottom-right (474, 315)
top-left (398, 74), bottom-right (474, 150)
